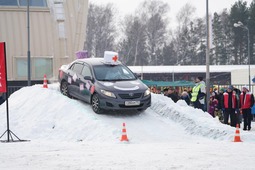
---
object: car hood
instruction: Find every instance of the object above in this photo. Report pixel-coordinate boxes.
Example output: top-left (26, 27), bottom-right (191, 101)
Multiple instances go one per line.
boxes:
top-left (97, 80), bottom-right (147, 92)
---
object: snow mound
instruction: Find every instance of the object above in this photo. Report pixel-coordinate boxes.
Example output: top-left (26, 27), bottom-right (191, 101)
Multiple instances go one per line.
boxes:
top-left (1, 84), bottom-right (255, 143)
top-left (0, 84), bottom-right (119, 142)
top-left (150, 94), bottom-right (255, 142)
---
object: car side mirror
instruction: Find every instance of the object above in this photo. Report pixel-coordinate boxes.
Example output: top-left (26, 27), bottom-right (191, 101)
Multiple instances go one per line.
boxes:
top-left (84, 76), bottom-right (93, 81)
top-left (135, 73), bottom-right (141, 78)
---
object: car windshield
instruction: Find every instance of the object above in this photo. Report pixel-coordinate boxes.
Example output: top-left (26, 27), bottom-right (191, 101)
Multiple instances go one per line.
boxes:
top-left (93, 64), bottom-right (137, 81)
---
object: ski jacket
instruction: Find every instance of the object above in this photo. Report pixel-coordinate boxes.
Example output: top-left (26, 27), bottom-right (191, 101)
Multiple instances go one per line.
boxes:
top-left (240, 92), bottom-right (254, 109)
top-left (191, 81), bottom-right (206, 103)
top-left (223, 92), bottom-right (237, 109)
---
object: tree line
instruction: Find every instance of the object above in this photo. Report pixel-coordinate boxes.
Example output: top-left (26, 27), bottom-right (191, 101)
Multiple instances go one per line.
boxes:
top-left (84, 0), bottom-right (255, 66)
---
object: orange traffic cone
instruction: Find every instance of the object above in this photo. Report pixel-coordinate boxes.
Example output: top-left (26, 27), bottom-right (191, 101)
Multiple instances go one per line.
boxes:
top-left (233, 124), bottom-right (242, 142)
top-left (43, 74), bottom-right (48, 88)
top-left (120, 123), bottom-right (129, 142)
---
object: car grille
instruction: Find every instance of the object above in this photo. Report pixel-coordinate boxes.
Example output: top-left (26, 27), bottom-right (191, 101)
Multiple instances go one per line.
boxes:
top-left (118, 93), bottom-right (142, 99)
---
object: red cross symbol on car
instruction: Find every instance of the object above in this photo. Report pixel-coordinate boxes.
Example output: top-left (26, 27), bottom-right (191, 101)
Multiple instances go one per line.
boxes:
top-left (112, 55), bottom-right (118, 62)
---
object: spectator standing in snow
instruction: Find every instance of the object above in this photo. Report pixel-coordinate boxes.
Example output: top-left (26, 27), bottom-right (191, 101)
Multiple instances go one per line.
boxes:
top-left (233, 90), bottom-right (242, 126)
top-left (208, 96), bottom-right (218, 117)
top-left (233, 86), bottom-right (241, 96)
top-left (167, 87), bottom-right (178, 103)
top-left (191, 76), bottom-right (206, 111)
top-left (211, 87), bottom-right (218, 100)
top-left (222, 85), bottom-right (238, 127)
top-left (215, 88), bottom-right (225, 122)
top-left (180, 89), bottom-right (190, 105)
top-left (233, 86), bottom-right (242, 124)
top-left (239, 86), bottom-right (254, 131)
top-left (187, 87), bottom-right (192, 99)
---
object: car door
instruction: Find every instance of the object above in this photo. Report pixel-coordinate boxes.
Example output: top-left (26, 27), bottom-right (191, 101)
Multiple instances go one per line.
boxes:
top-left (77, 64), bottom-right (93, 103)
top-left (67, 62), bottom-right (84, 98)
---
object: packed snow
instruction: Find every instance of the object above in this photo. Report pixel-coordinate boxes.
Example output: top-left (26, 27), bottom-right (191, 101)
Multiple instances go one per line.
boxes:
top-left (0, 83), bottom-right (255, 170)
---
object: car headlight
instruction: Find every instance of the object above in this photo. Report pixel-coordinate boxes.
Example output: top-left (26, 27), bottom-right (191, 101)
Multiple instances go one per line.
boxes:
top-left (144, 88), bottom-right (151, 97)
top-left (100, 90), bottom-right (116, 98)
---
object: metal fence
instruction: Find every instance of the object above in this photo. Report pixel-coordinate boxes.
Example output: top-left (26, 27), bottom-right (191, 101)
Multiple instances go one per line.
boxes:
top-left (215, 84), bottom-right (255, 94)
top-left (8, 86), bottom-right (23, 97)
top-left (0, 86), bottom-right (24, 101)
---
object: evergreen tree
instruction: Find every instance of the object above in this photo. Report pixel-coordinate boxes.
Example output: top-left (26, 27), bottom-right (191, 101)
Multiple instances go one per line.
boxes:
top-left (248, 0), bottom-right (255, 64)
top-left (212, 11), bottom-right (230, 65)
top-left (230, 0), bottom-right (249, 64)
top-left (139, 0), bottom-right (169, 65)
top-left (220, 9), bottom-right (233, 65)
top-left (173, 17), bottom-right (206, 65)
top-left (191, 18), bottom-right (206, 65)
top-left (84, 3), bottom-right (96, 57)
top-left (162, 42), bottom-right (177, 65)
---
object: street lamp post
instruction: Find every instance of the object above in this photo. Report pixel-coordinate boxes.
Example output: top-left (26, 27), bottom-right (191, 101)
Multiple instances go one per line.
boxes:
top-left (206, 0), bottom-right (210, 112)
top-left (27, 0), bottom-right (31, 86)
top-left (234, 21), bottom-right (250, 90)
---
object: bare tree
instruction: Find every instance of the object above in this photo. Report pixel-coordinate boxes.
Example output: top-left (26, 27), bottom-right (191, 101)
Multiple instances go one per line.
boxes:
top-left (173, 3), bottom-right (196, 65)
top-left (84, 3), bottom-right (117, 57)
top-left (176, 3), bottom-right (196, 32)
top-left (138, 0), bottom-right (169, 65)
top-left (118, 15), bottom-right (147, 66)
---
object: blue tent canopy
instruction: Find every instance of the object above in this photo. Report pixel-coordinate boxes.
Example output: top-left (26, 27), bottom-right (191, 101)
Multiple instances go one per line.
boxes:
top-left (142, 80), bottom-right (195, 87)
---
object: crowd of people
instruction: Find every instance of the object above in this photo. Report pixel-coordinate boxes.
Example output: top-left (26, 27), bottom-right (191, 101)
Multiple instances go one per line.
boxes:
top-left (150, 76), bottom-right (255, 131)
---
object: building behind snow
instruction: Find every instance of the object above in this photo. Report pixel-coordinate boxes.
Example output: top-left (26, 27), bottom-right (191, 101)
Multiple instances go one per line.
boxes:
top-left (129, 65), bottom-right (255, 88)
top-left (0, 0), bottom-right (88, 83)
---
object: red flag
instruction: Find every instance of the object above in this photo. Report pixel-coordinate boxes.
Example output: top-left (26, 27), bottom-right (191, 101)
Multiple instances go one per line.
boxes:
top-left (0, 42), bottom-right (7, 92)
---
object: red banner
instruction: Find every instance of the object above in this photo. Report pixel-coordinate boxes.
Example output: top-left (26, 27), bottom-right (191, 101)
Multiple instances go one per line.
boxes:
top-left (0, 42), bottom-right (7, 92)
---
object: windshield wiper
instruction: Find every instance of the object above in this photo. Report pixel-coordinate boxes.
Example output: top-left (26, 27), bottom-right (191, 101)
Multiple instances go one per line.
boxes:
top-left (99, 78), bottom-right (136, 81)
top-left (98, 79), bottom-right (109, 81)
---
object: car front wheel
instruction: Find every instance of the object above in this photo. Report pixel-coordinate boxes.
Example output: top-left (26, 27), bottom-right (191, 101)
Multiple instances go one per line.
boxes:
top-left (60, 81), bottom-right (71, 98)
top-left (92, 93), bottom-right (102, 114)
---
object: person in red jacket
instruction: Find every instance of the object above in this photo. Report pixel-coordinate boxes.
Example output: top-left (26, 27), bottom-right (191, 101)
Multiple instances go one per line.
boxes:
top-left (222, 85), bottom-right (238, 127)
top-left (239, 86), bottom-right (254, 131)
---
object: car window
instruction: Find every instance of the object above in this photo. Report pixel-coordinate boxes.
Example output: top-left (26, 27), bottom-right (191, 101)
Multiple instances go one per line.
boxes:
top-left (93, 64), bottom-right (136, 81)
top-left (81, 65), bottom-right (92, 77)
top-left (71, 63), bottom-right (83, 74)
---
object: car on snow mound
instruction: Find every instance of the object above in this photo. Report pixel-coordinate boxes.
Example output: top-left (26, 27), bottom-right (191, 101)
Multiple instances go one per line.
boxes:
top-left (58, 51), bottom-right (151, 114)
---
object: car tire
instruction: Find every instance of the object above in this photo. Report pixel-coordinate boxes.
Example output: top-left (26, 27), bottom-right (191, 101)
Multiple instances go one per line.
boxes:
top-left (60, 81), bottom-right (71, 98)
top-left (92, 93), bottom-right (102, 114)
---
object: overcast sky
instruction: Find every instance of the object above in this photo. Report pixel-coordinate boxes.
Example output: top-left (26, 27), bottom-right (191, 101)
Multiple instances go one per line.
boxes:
top-left (90, 0), bottom-right (253, 23)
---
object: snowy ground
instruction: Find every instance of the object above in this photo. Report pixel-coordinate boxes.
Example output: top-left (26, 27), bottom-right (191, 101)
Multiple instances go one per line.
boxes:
top-left (0, 84), bottom-right (255, 170)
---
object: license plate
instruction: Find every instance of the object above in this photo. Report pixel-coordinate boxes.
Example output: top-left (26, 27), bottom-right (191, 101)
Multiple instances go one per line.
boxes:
top-left (125, 101), bottom-right (140, 106)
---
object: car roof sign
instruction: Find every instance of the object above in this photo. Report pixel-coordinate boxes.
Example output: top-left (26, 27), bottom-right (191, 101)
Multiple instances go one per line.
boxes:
top-left (104, 51), bottom-right (119, 65)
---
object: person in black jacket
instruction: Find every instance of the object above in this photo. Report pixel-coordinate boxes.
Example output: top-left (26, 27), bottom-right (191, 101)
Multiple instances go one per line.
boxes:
top-left (215, 88), bottom-right (225, 122)
top-left (222, 85), bottom-right (238, 127)
top-left (167, 87), bottom-right (178, 103)
top-left (180, 89), bottom-right (191, 105)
